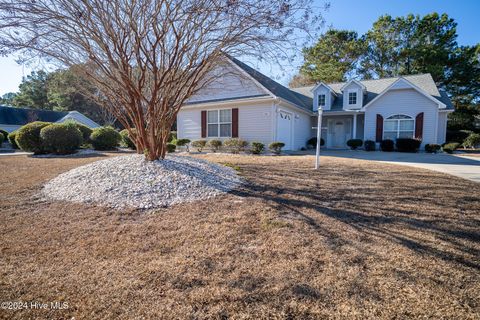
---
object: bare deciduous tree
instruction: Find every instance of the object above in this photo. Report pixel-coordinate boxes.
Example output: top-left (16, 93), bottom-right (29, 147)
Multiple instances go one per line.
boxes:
top-left (0, 0), bottom-right (323, 160)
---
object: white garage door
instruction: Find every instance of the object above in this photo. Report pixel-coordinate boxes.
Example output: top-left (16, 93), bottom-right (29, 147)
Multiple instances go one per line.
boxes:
top-left (276, 110), bottom-right (293, 150)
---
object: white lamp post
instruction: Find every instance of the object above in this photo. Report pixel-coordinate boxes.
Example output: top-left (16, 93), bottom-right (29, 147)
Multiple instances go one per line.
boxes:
top-left (315, 107), bottom-right (323, 169)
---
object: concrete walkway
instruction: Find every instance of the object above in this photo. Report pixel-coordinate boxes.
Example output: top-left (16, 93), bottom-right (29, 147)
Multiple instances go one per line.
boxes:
top-left (321, 150), bottom-right (480, 183)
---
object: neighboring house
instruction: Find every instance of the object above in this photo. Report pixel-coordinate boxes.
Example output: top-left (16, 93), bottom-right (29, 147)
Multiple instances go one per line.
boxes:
top-left (0, 105), bottom-right (100, 133)
top-left (177, 56), bottom-right (454, 150)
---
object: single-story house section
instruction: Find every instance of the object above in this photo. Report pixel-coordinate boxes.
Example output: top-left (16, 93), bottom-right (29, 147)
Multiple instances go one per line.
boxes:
top-left (177, 56), bottom-right (454, 150)
top-left (0, 105), bottom-right (100, 133)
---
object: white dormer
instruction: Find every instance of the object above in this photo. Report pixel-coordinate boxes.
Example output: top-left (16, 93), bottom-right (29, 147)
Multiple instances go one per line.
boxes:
top-left (311, 82), bottom-right (336, 111)
top-left (341, 80), bottom-right (366, 110)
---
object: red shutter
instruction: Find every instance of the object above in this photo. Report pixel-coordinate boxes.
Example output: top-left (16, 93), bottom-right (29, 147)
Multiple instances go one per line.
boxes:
top-left (201, 110), bottom-right (207, 138)
top-left (415, 112), bottom-right (424, 140)
top-left (376, 114), bottom-right (383, 142)
top-left (232, 108), bottom-right (239, 138)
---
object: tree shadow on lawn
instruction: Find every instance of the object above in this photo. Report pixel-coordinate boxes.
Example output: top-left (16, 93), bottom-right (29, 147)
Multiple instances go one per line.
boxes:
top-left (231, 162), bottom-right (480, 271)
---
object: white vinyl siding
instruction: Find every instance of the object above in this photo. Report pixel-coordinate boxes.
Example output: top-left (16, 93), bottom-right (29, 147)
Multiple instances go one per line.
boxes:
top-left (187, 62), bottom-right (266, 103)
top-left (342, 82), bottom-right (363, 109)
top-left (364, 88), bottom-right (438, 147)
top-left (437, 112), bottom-right (448, 144)
top-left (177, 102), bottom-right (273, 146)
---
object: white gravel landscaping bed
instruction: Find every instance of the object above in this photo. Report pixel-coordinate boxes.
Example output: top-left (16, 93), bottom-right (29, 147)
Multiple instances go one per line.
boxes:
top-left (43, 154), bottom-right (241, 209)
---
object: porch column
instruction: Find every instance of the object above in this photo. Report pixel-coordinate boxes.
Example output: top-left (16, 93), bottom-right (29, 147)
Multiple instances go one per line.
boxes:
top-left (352, 113), bottom-right (357, 139)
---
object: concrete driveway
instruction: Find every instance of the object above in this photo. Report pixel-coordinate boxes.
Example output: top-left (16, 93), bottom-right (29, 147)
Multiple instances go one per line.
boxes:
top-left (321, 150), bottom-right (480, 183)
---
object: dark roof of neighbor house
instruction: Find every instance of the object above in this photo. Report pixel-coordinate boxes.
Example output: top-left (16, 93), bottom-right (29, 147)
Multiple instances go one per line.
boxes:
top-left (291, 74), bottom-right (454, 111)
top-left (227, 56), bottom-right (313, 112)
top-left (0, 105), bottom-right (69, 126)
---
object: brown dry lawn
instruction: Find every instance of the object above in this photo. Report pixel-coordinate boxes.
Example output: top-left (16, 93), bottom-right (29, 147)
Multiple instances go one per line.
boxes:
top-left (0, 152), bottom-right (479, 319)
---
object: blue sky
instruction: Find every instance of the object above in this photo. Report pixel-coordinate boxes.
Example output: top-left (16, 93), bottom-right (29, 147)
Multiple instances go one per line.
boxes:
top-left (0, 0), bottom-right (479, 95)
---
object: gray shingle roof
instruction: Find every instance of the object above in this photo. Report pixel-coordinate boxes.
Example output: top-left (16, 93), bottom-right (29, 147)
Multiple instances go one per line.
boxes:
top-left (227, 56), bottom-right (313, 112)
top-left (0, 105), bottom-right (69, 126)
top-left (291, 74), bottom-right (454, 110)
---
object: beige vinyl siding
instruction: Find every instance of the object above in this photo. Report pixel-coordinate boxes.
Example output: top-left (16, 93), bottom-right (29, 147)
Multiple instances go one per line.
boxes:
top-left (364, 88), bottom-right (438, 147)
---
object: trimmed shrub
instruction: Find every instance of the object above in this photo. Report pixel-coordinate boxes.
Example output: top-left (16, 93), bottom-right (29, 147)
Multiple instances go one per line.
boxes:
top-left (166, 143), bottom-right (176, 153)
top-left (380, 139), bottom-right (394, 152)
top-left (90, 126), bottom-right (121, 150)
top-left (396, 138), bottom-right (421, 152)
top-left (15, 121), bottom-right (51, 153)
top-left (207, 139), bottom-right (222, 152)
top-left (120, 129), bottom-right (136, 149)
top-left (307, 137), bottom-right (325, 148)
top-left (0, 129), bottom-right (8, 141)
top-left (40, 123), bottom-right (83, 154)
top-left (425, 144), bottom-right (441, 153)
top-left (63, 121), bottom-right (92, 143)
top-left (176, 138), bottom-right (191, 152)
top-left (191, 140), bottom-right (207, 152)
top-left (168, 131), bottom-right (177, 143)
top-left (446, 130), bottom-right (473, 144)
top-left (250, 141), bottom-right (265, 155)
top-left (0, 132), bottom-right (4, 145)
top-left (8, 131), bottom-right (19, 149)
top-left (364, 140), bottom-right (376, 151)
top-left (269, 142), bottom-right (285, 155)
top-left (463, 133), bottom-right (480, 149)
top-left (224, 138), bottom-right (248, 154)
top-left (442, 142), bottom-right (460, 154)
top-left (346, 139), bottom-right (363, 150)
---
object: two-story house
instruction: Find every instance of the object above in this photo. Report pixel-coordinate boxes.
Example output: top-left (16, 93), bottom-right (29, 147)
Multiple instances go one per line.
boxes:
top-left (177, 55), bottom-right (453, 150)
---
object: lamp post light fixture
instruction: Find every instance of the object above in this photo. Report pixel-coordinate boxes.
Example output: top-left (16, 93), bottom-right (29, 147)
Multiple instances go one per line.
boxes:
top-left (315, 107), bottom-right (323, 169)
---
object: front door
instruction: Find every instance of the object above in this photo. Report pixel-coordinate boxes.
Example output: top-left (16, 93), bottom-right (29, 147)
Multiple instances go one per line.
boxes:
top-left (276, 110), bottom-right (293, 150)
top-left (333, 121), bottom-right (345, 147)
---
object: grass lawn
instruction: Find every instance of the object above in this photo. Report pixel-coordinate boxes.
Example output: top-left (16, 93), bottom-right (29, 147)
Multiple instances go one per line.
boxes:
top-left (0, 153), bottom-right (479, 319)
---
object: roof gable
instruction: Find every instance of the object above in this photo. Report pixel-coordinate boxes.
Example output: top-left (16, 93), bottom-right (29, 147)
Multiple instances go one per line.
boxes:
top-left (226, 55), bottom-right (313, 112)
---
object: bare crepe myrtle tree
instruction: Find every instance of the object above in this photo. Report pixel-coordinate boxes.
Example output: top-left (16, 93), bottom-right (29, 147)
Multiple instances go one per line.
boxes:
top-left (0, 0), bottom-right (324, 160)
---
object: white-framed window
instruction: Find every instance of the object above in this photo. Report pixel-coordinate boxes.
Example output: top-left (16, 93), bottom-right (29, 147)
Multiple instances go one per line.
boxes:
top-left (318, 94), bottom-right (326, 107)
top-left (383, 114), bottom-right (414, 140)
top-left (207, 109), bottom-right (232, 137)
top-left (348, 91), bottom-right (357, 105)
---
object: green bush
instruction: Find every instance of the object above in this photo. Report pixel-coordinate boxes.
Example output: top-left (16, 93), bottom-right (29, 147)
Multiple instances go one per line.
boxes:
top-left (306, 137), bottom-right (325, 148)
top-left (380, 139), bottom-right (394, 152)
top-left (0, 132), bottom-right (4, 145)
top-left (207, 139), bottom-right (222, 152)
top-left (168, 131), bottom-right (177, 143)
top-left (269, 142), bottom-right (285, 155)
top-left (175, 138), bottom-right (191, 152)
top-left (120, 129), bottom-right (136, 149)
top-left (463, 133), bottom-right (480, 149)
top-left (346, 139), bottom-right (363, 150)
top-left (364, 140), bottom-right (376, 151)
top-left (446, 130), bottom-right (473, 144)
top-left (40, 123), bottom-right (83, 154)
top-left (442, 142), bottom-right (460, 154)
top-left (224, 138), bottom-right (248, 154)
top-left (63, 121), bottom-right (92, 143)
top-left (15, 121), bottom-right (51, 153)
top-left (396, 138), bottom-right (421, 152)
top-left (8, 131), bottom-right (19, 149)
top-left (425, 144), bottom-right (441, 153)
top-left (166, 143), bottom-right (176, 153)
top-left (250, 141), bottom-right (265, 155)
top-left (191, 140), bottom-right (207, 152)
top-left (90, 126), bottom-right (121, 150)
top-left (0, 129), bottom-right (8, 141)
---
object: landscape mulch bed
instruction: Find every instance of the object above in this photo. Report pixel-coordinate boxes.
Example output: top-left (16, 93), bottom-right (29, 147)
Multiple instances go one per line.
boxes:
top-left (0, 153), bottom-right (479, 319)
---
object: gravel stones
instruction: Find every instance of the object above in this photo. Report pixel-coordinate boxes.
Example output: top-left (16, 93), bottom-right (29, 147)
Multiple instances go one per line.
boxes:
top-left (42, 154), bottom-right (241, 209)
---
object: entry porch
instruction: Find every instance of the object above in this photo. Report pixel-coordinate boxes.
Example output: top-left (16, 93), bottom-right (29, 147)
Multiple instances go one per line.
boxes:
top-left (313, 112), bottom-right (365, 149)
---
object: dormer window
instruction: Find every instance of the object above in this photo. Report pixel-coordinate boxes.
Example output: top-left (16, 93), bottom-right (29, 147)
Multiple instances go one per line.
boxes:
top-left (348, 91), bottom-right (357, 105)
top-left (318, 94), bottom-right (326, 107)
